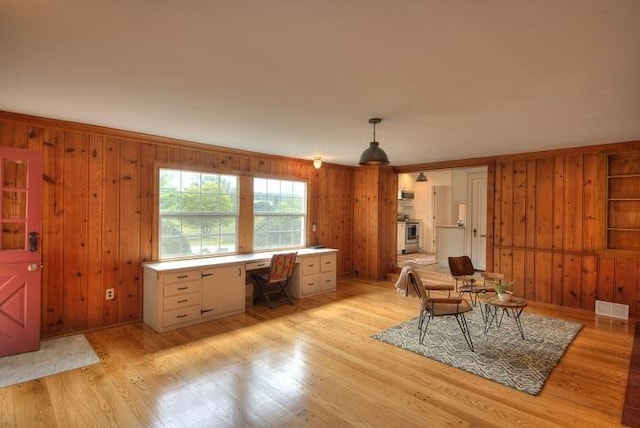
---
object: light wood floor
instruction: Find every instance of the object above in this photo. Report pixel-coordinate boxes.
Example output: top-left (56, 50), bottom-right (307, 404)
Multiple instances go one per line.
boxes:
top-left (0, 278), bottom-right (635, 427)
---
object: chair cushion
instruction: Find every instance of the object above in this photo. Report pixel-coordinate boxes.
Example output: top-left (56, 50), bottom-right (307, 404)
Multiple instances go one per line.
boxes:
top-left (424, 298), bottom-right (472, 316)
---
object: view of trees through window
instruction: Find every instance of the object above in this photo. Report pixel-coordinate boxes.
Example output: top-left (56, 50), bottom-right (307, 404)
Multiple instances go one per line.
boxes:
top-left (254, 178), bottom-right (306, 250)
top-left (159, 169), bottom-right (238, 259)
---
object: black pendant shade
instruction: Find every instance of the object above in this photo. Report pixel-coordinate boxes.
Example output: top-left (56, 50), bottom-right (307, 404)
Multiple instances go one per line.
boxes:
top-left (416, 172), bottom-right (428, 182)
top-left (358, 118), bottom-right (390, 165)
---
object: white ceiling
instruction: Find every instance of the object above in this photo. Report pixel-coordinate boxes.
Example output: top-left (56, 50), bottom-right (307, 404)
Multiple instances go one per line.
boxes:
top-left (1, 1), bottom-right (639, 167)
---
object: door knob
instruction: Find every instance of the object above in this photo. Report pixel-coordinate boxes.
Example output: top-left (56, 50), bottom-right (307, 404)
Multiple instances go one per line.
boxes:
top-left (27, 263), bottom-right (42, 272)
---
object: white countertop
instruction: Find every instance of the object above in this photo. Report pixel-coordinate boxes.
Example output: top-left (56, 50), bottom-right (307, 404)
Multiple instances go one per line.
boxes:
top-left (143, 247), bottom-right (338, 272)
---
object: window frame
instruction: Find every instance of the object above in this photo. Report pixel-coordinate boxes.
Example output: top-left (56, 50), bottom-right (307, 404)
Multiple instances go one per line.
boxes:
top-left (152, 163), bottom-right (311, 261)
top-left (155, 165), bottom-right (240, 261)
top-left (252, 177), bottom-right (308, 251)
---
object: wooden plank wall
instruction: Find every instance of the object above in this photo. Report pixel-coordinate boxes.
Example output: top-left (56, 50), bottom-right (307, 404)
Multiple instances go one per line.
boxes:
top-left (0, 112), bottom-right (355, 337)
top-left (490, 147), bottom-right (640, 318)
top-left (352, 165), bottom-right (397, 280)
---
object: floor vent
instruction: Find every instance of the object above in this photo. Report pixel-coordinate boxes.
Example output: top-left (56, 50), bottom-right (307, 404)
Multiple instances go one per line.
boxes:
top-left (595, 300), bottom-right (629, 320)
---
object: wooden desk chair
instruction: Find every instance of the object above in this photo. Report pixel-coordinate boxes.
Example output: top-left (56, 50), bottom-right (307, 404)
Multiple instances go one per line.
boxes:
top-left (252, 251), bottom-right (297, 309)
top-left (397, 266), bottom-right (474, 351)
top-left (448, 255), bottom-right (500, 306)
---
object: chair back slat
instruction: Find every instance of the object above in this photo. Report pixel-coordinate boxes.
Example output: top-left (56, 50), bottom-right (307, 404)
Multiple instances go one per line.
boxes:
top-left (447, 256), bottom-right (475, 277)
top-left (269, 252), bottom-right (297, 283)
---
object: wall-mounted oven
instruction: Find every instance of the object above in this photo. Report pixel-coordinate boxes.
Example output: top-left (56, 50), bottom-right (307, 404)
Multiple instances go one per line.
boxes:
top-left (405, 222), bottom-right (420, 254)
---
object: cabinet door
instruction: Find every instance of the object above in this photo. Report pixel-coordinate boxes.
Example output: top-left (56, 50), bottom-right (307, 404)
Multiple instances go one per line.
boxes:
top-left (201, 264), bottom-right (245, 317)
top-left (398, 223), bottom-right (406, 253)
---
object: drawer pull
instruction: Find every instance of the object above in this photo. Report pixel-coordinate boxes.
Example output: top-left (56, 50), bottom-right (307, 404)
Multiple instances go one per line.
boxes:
top-left (307, 264), bottom-right (315, 267)
top-left (177, 275), bottom-right (189, 279)
top-left (177, 299), bottom-right (188, 304)
top-left (201, 308), bottom-right (213, 314)
top-left (177, 286), bottom-right (189, 291)
top-left (176, 314), bottom-right (188, 319)
top-left (201, 273), bottom-right (214, 277)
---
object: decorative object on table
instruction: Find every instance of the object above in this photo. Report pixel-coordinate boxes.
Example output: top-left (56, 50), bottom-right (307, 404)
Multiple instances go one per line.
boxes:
top-left (372, 309), bottom-right (582, 395)
top-left (494, 279), bottom-right (513, 302)
top-left (0, 334), bottom-right (100, 388)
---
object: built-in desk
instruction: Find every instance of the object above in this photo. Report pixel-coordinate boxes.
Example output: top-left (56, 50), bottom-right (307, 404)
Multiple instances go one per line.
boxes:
top-left (143, 248), bottom-right (338, 332)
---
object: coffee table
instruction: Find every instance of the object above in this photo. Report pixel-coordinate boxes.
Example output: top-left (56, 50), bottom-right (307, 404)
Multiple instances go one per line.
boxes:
top-left (480, 294), bottom-right (528, 339)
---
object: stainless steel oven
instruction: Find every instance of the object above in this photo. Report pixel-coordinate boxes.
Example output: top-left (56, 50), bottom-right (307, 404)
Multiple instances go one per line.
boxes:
top-left (405, 222), bottom-right (420, 254)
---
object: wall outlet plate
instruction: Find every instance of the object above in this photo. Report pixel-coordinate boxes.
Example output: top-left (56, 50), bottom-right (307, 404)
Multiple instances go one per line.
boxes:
top-left (106, 288), bottom-right (115, 300)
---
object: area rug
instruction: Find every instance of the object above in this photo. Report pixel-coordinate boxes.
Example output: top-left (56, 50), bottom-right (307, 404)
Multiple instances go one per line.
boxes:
top-left (0, 334), bottom-right (100, 388)
top-left (372, 309), bottom-right (582, 395)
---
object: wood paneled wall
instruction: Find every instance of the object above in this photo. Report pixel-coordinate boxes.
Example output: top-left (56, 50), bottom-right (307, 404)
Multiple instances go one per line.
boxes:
top-left (352, 165), bottom-right (397, 280)
top-left (489, 143), bottom-right (640, 318)
top-left (0, 111), bottom-right (355, 337)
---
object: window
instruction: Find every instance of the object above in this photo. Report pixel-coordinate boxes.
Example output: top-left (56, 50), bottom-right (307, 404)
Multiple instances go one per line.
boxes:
top-left (253, 178), bottom-right (306, 251)
top-left (159, 168), bottom-right (238, 259)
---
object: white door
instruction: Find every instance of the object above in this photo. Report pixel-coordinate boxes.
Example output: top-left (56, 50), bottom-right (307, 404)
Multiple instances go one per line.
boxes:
top-left (432, 185), bottom-right (452, 255)
top-left (469, 172), bottom-right (487, 270)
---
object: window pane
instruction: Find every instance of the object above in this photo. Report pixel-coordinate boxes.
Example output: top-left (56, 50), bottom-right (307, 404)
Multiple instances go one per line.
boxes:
top-left (253, 175), bottom-right (306, 252)
top-left (159, 168), bottom-right (238, 260)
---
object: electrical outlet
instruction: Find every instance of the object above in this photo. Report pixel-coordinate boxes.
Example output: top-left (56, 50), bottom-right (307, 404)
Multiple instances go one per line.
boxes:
top-left (105, 288), bottom-right (115, 300)
top-left (312, 224), bottom-right (317, 232)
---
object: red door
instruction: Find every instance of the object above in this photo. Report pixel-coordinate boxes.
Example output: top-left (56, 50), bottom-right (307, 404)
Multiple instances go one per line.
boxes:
top-left (0, 147), bottom-right (42, 357)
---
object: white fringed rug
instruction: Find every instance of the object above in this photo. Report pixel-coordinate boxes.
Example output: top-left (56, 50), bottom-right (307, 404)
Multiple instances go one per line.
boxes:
top-left (0, 334), bottom-right (100, 388)
top-left (372, 309), bottom-right (582, 395)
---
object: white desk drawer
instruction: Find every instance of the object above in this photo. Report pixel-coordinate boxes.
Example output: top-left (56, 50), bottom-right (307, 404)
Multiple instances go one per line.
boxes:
top-left (320, 272), bottom-right (336, 291)
top-left (163, 270), bottom-right (200, 284)
top-left (163, 305), bottom-right (201, 327)
top-left (246, 260), bottom-right (270, 271)
top-left (301, 256), bottom-right (320, 275)
top-left (164, 291), bottom-right (200, 311)
top-left (320, 253), bottom-right (336, 272)
top-left (164, 280), bottom-right (202, 297)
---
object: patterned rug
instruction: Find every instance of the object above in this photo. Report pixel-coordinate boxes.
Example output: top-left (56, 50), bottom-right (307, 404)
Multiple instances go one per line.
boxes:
top-left (0, 334), bottom-right (100, 388)
top-left (372, 308), bottom-right (582, 395)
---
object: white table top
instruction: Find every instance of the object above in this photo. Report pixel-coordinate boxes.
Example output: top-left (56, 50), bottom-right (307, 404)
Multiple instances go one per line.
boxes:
top-left (143, 247), bottom-right (338, 272)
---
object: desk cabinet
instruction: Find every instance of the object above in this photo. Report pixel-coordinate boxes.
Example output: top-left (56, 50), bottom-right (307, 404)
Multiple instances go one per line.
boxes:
top-left (201, 264), bottom-right (245, 318)
top-left (288, 252), bottom-right (337, 298)
top-left (143, 248), bottom-right (338, 332)
top-left (143, 264), bottom-right (245, 333)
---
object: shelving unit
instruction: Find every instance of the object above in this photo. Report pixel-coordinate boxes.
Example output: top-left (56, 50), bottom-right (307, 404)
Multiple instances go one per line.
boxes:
top-left (606, 153), bottom-right (640, 251)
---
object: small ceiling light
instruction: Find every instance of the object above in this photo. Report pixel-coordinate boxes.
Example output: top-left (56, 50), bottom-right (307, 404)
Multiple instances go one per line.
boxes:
top-left (416, 172), bottom-right (428, 182)
top-left (358, 117), bottom-right (390, 165)
top-left (313, 157), bottom-right (322, 169)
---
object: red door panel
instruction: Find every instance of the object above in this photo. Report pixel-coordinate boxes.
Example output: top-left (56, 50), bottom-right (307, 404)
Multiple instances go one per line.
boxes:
top-left (0, 147), bottom-right (42, 357)
top-left (0, 264), bottom-right (40, 354)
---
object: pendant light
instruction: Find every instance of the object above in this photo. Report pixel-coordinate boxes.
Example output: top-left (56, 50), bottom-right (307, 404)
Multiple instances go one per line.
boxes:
top-left (358, 117), bottom-right (390, 165)
top-left (416, 172), bottom-right (428, 182)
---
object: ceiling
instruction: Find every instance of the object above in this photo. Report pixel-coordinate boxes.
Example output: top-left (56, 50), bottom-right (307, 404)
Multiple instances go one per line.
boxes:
top-left (2, 1), bottom-right (639, 167)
